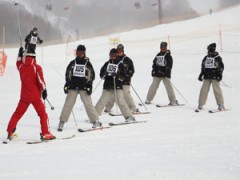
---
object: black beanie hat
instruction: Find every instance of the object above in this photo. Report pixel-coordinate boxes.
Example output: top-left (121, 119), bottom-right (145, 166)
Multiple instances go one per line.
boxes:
top-left (117, 44), bottom-right (124, 50)
top-left (77, 45), bottom-right (86, 51)
top-left (207, 43), bottom-right (216, 52)
top-left (110, 48), bottom-right (117, 55)
top-left (160, 42), bottom-right (167, 48)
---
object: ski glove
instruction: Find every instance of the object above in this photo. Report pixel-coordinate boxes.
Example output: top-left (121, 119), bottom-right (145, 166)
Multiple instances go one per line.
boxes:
top-left (86, 82), bottom-right (92, 95)
top-left (18, 47), bottom-right (24, 57)
top-left (216, 73), bottom-right (222, 81)
top-left (42, 89), bottom-right (47, 100)
top-left (39, 39), bottom-right (43, 44)
top-left (198, 73), bottom-right (203, 81)
top-left (64, 83), bottom-right (69, 94)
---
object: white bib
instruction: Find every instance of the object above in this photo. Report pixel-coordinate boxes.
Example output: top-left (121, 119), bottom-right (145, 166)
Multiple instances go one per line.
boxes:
top-left (30, 36), bottom-right (38, 44)
top-left (205, 57), bottom-right (216, 69)
top-left (107, 63), bottom-right (118, 76)
top-left (156, 55), bottom-right (166, 67)
top-left (73, 64), bottom-right (86, 77)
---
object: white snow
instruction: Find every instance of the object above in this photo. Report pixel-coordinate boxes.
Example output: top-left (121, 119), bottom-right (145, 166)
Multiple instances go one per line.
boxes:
top-left (0, 5), bottom-right (240, 180)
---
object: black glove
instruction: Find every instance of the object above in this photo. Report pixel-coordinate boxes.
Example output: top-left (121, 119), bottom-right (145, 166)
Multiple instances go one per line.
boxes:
top-left (216, 73), bottom-right (222, 81)
top-left (198, 73), bottom-right (203, 81)
top-left (18, 47), bottom-right (24, 57)
top-left (86, 82), bottom-right (92, 95)
top-left (151, 70), bottom-right (155, 77)
top-left (39, 39), bottom-right (43, 44)
top-left (42, 89), bottom-right (47, 100)
top-left (64, 83), bottom-right (69, 94)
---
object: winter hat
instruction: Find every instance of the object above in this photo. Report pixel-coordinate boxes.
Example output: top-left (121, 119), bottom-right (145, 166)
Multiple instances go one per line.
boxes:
top-left (160, 42), bottom-right (167, 48)
top-left (207, 43), bottom-right (216, 52)
top-left (110, 48), bottom-right (117, 55)
top-left (33, 27), bottom-right (38, 31)
top-left (77, 45), bottom-right (86, 51)
top-left (117, 44), bottom-right (124, 50)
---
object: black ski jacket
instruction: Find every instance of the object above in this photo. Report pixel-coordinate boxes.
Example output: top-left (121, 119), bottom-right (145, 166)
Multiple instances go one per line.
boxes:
top-left (118, 55), bottom-right (135, 85)
top-left (151, 50), bottom-right (173, 78)
top-left (200, 52), bottom-right (224, 80)
top-left (65, 56), bottom-right (95, 90)
top-left (100, 58), bottom-right (125, 90)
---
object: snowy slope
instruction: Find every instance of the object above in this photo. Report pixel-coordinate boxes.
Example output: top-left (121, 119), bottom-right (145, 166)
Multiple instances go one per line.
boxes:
top-left (0, 5), bottom-right (240, 180)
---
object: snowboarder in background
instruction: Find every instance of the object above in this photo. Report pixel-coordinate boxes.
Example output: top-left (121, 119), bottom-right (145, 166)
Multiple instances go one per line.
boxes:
top-left (197, 43), bottom-right (225, 110)
top-left (95, 48), bottom-right (135, 122)
top-left (6, 47), bottom-right (55, 141)
top-left (58, 45), bottom-right (102, 131)
top-left (104, 44), bottom-right (138, 113)
top-left (145, 42), bottom-right (178, 105)
top-left (25, 27), bottom-right (43, 55)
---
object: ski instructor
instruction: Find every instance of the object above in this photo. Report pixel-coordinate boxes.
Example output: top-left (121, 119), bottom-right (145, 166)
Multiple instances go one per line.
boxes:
top-left (6, 47), bottom-right (55, 141)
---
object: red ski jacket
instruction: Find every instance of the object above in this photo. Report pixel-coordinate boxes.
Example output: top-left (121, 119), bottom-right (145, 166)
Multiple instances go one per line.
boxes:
top-left (16, 56), bottom-right (46, 101)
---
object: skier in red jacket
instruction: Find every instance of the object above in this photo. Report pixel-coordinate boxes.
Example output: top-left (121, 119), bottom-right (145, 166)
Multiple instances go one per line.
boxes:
top-left (6, 47), bottom-right (55, 141)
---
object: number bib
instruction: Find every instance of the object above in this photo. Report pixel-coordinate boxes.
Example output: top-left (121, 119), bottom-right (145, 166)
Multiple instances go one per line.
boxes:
top-left (30, 36), bottom-right (38, 44)
top-left (156, 56), bottom-right (165, 66)
top-left (107, 63), bottom-right (118, 76)
top-left (205, 57), bottom-right (216, 68)
top-left (73, 64), bottom-right (86, 77)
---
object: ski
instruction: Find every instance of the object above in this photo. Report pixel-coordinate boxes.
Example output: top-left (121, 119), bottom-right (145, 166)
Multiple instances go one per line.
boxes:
top-left (109, 111), bottom-right (150, 116)
top-left (26, 134), bottom-right (76, 144)
top-left (209, 109), bottom-right (230, 113)
top-left (195, 109), bottom-right (202, 112)
top-left (109, 120), bottom-right (147, 126)
top-left (78, 126), bottom-right (110, 133)
top-left (156, 104), bottom-right (185, 108)
top-left (2, 134), bottom-right (18, 144)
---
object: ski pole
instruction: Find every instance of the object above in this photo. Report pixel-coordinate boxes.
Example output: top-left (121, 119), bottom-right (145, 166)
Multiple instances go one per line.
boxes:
top-left (113, 76), bottom-right (119, 113)
top-left (14, 3), bottom-right (22, 47)
top-left (220, 81), bottom-right (232, 88)
top-left (130, 84), bottom-right (148, 111)
top-left (166, 78), bottom-right (188, 103)
top-left (46, 98), bottom-right (55, 110)
top-left (71, 110), bottom-right (78, 128)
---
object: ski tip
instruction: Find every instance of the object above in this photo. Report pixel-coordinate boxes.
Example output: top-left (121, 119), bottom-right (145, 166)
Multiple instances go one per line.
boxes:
top-left (78, 129), bottom-right (84, 132)
top-left (195, 109), bottom-right (200, 112)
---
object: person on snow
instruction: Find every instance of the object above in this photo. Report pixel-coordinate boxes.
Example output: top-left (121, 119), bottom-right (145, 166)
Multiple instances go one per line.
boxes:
top-left (58, 45), bottom-right (102, 131)
top-left (95, 48), bottom-right (135, 122)
top-left (25, 27), bottom-right (43, 55)
top-left (6, 47), bottom-right (55, 141)
top-left (104, 44), bottom-right (138, 113)
top-left (145, 42), bottom-right (178, 105)
top-left (197, 43), bottom-right (225, 110)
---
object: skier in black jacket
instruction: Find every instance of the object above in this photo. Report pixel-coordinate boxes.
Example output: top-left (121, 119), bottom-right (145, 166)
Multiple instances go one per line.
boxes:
top-left (95, 48), bottom-right (135, 122)
top-left (197, 43), bottom-right (225, 110)
top-left (58, 45), bottom-right (101, 131)
top-left (25, 27), bottom-right (43, 55)
top-left (145, 42), bottom-right (178, 105)
top-left (104, 44), bottom-right (138, 113)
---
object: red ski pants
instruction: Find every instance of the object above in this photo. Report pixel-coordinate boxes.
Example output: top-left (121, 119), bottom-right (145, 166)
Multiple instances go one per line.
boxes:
top-left (7, 99), bottom-right (50, 135)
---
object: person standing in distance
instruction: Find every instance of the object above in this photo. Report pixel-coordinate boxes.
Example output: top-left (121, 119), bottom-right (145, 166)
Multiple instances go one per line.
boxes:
top-left (145, 42), bottom-right (178, 105)
top-left (58, 45), bottom-right (102, 131)
top-left (197, 43), bottom-right (225, 110)
top-left (25, 27), bottom-right (43, 55)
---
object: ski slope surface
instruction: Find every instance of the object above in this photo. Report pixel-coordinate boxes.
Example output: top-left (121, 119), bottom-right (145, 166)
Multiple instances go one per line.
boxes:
top-left (0, 5), bottom-right (239, 180)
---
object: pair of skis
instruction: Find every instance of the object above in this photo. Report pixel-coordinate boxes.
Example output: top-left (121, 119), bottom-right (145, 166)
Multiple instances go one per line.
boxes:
top-left (195, 108), bottom-right (230, 113)
top-left (138, 103), bottom-right (185, 108)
